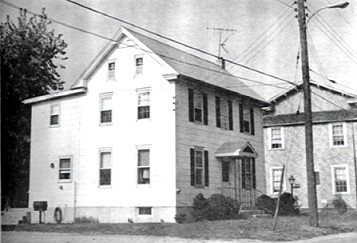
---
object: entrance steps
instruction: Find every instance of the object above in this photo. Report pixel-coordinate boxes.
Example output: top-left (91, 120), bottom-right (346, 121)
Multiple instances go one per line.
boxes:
top-left (1, 208), bottom-right (31, 225)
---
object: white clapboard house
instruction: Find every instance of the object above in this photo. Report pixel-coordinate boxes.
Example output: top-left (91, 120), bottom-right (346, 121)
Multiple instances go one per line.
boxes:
top-left (24, 27), bottom-right (269, 223)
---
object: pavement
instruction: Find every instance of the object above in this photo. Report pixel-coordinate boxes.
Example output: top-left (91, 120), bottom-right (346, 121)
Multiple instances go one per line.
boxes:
top-left (2, 231), bottom-right (357, 243)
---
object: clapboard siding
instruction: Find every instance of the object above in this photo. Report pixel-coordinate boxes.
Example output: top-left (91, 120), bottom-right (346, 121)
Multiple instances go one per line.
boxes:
top-left (175, 79), bottom-right (266, 206)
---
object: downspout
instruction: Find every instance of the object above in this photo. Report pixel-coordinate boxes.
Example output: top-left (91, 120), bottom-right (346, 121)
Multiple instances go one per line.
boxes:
top-left (351, 122), bottom-right (357, 209)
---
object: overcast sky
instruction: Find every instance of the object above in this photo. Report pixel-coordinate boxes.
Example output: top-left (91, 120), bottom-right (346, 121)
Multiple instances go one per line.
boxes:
top-left (1, 0), bottom-right (356, 100)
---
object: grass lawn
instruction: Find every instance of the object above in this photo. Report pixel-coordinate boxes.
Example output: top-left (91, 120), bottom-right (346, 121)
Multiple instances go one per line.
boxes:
top-left (2, 212), bottom-right (357, 241)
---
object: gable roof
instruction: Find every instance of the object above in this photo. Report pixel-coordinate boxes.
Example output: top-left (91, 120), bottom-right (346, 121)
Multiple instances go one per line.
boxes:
top-left (215, 141), bottom-right (258, 158)
top-left (72, 27), bottom-right (267, 105)
top-left (268, 79), bottom-right (357, 104)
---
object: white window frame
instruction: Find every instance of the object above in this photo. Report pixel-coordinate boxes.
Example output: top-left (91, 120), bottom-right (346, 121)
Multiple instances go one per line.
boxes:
top-left (58, 156), bottom-right (72, 183)
top-left (194, 149), bottom-right (204, 187)
top-left (331, 165), bottom-right (350, 194)
top-left (137, 88), bottom-right (151, 120)
top-left (107, 59), bottom-right (116, 80)
top-left (268, 127), bottom-right (284, 150)
top-left (50, 103), bottom-right (60, 127)
top-left (220, 98), bottom-right (229, 130)
top-left (99, 149), bottom-right (112, 187)
top-left (137, 145), bottom-right (151, 185)
top-left (99, 93), bottom-right (113, 125)
top-left (135, 55), bottom-right (144, 76)
top-left (270, 167), bottom-right (285, 194)
top-left (329, 123), bottom-right (347, 148)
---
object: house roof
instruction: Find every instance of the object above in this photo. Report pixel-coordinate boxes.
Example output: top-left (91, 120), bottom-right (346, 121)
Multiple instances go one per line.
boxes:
top-left (215, 141), bottom-right (258, 158)
top-left (263, 109), bottom-right (357, 127)
top-left (126, 29), bottom-right (267, 104)
top-left (24, 27), bottom-right (268, 105)
top-left (268, 79), bottom-right (357, 104)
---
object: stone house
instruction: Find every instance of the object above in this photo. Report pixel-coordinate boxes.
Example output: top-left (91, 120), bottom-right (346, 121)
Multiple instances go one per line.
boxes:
top-left (263, 80), bottom-right (357, 210)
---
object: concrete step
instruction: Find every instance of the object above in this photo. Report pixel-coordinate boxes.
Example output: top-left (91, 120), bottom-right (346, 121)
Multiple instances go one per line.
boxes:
top-left (1, 208), bottom-right (31, 225)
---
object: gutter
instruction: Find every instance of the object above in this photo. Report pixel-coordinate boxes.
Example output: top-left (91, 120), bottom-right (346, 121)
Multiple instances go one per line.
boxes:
top-left (23, 87), bottom-right (87, 105)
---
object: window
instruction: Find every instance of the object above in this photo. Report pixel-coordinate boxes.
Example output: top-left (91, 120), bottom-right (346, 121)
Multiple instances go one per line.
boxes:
top-left (100, 94), bottom-right (113, 124)
top-left (50, 104), bottom-right (60, 126)
top-left (138, 149), bottom-right (150, 184)
top-left (239, 104), bottom-right (255, 135)
top-left (216, 97), bottom-right (233, 130)
top-left (330, 123), bottom-right (346, 147)
top-left (99, 151), bottom-right (112, 186)
top-left (222, 162), bottom-right (230, 182)
top-left (108, 61), bottom-right (115, 80)
top-left (138, 207), bottom-right (152, 215)
top-left (59, 157), bottom-right (71, 182)
top-left (190, 148), bottom-right (209, 187)
top-left (332, 165), bottom-right (349, 193)
top-left (270, 127), bottom-right (284, 149)
top-left (242, 158), bottom-right (256, 189)
top-left (271, 167), bottom-right (283, 194)
top-left (137, 91), bottom-right (150, 119)
top-left (135, 56), bottom-right (143, 75)
top-left (188, 89), bottom-right (208, 125)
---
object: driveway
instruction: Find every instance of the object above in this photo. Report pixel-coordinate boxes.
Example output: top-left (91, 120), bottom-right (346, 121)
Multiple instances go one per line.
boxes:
top-left (2, 231), bottom-right (357, 243)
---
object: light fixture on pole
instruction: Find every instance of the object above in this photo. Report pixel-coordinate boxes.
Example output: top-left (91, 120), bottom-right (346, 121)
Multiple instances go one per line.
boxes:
top-left (288, 175), bottom-right (296, 196)
top-left (307, 2), bottom-right (349, 23)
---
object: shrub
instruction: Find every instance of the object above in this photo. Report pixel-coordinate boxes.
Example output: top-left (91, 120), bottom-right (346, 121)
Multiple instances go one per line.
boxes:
top-left (256, 193), bottom-right (299, 215)
top-left (333, 196), bottom-right (347, 215)
top-left (192, 193), bottom-right (240, 221)
top-left (192, 193), bottom-right (209, 221)
top-left (256, 194), bottom-right (276, 215)
top-left (174, 214), bottom-right (187, 224)
top-left (74, 216), bottom-right (99, 223)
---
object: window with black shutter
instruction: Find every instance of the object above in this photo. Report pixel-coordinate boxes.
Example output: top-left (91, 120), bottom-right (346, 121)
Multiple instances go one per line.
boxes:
top-left (188, 89), bottom-right (208, 125)
top-left (239, 103), bottom-right (255, 135)
top-left (190, 148), bottom-right (209, 187)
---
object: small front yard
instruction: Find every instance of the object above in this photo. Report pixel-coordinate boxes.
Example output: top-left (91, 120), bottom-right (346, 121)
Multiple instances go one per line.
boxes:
top-left (2, 212), bottom-right (357, 241)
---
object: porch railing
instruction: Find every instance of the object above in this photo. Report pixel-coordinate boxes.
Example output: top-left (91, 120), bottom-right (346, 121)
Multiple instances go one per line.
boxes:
top-left (218, 187), bottom-right (265, 206)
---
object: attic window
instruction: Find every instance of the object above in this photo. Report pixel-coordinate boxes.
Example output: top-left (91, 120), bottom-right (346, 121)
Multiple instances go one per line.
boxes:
top-left (135, 56), bottom-right (143, 75)
top-left (108, 61), bottom-right (116, 80)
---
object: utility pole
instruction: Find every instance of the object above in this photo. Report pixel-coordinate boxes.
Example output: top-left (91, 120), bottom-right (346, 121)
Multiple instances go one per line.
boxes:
top-left (297, 0), bottom-right (319, 227)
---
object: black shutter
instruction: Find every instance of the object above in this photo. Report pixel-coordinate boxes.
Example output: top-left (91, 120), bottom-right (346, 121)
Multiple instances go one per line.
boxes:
top-left (252, 158), bottom-right (256, 189)
top-left (239, 103), bottom-right (244, 133)
top-left (241, 159), bottom-right (246, 189)
top-left (204, 150), bottom-right (209, 187)
top-left (188, 89), bottom-right (194, 122)
top-left (203, 93), bottom-right (208, 125)
top-left (228, 100), bottom-right (233, 130)
top-left (216, 97), bottom-right (221, 128)
top-left (250, 107), bottom-right (255, 135)
top-left (190, 148), bottom-right (195, 186)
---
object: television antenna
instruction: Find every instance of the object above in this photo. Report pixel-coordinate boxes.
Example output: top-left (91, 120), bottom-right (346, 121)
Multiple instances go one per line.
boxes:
top-left (206, 27), bottom-right (237, 58)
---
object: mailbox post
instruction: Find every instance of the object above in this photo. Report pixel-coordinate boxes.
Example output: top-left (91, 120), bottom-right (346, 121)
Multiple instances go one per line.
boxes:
top-left (33, 201), bottom-right (48, 224)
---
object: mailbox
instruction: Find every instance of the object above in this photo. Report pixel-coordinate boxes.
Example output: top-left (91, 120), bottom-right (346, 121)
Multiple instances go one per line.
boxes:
top-left (33, 201), bottom-right (48, 211)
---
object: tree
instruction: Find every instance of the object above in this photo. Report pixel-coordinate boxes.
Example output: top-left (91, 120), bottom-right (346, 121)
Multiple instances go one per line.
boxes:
top-left (1, 8), bottom-right (67, 207)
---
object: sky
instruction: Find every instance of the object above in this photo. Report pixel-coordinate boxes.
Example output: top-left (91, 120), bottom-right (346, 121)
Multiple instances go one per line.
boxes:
top-left (1, 0), bottom-right (357, 100)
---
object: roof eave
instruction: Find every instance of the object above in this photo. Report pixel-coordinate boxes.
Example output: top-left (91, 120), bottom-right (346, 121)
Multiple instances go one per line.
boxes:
top-left (23, 87), bottom-right (87, 105)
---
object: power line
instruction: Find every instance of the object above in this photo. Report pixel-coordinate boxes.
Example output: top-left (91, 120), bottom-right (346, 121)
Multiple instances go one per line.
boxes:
top-left (1, 0), bottom-right (291, 93)
top-left (240, 15), bottom-right (296, 66)
top-left (61, 0), bottom-right (297, 85)
top-left (273, 0), bottom-right (295, 9)
top-left (234, 6), bottom-right (294, 64)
